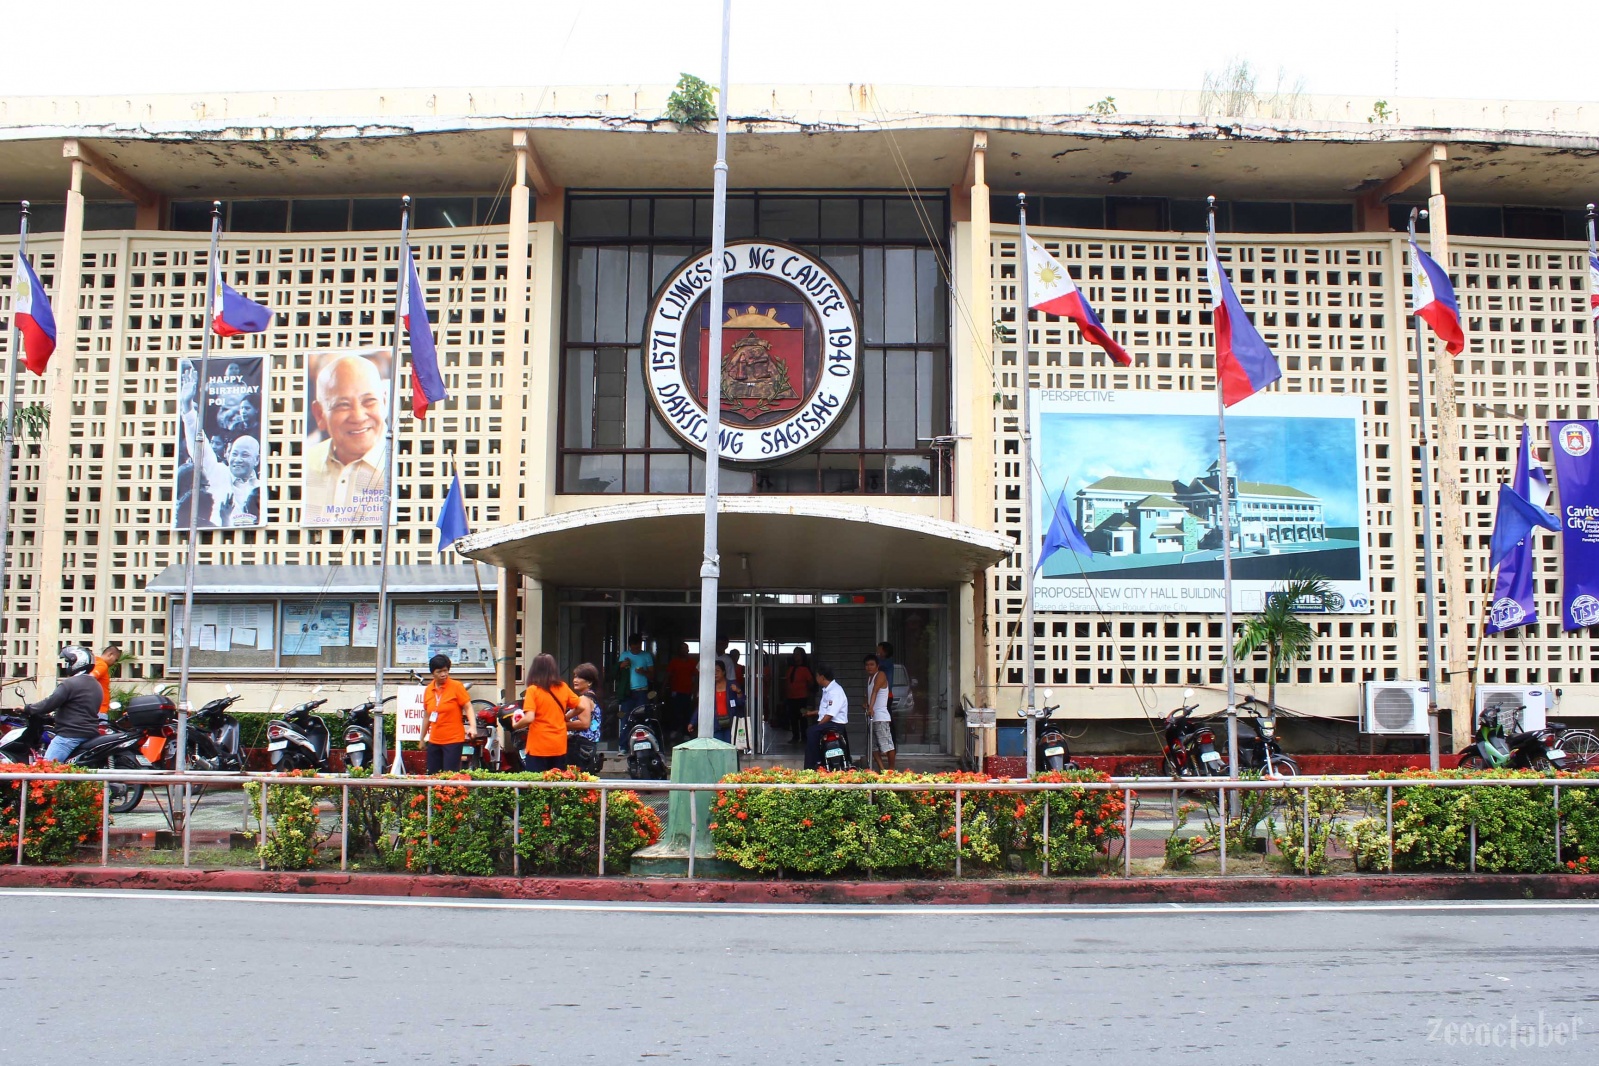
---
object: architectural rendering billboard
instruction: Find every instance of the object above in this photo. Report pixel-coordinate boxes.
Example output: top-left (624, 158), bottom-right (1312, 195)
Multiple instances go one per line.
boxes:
top-left (1031, 390), bottom-right (1370, 614)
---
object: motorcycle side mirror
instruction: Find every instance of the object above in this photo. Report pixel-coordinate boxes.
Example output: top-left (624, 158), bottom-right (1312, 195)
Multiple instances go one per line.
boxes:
top-left (1043, 688), bottom-right (1054, 700)
top-left (1182, 688), bottom-right (1195, 700)
top-left (312, 686), bottom-right (324, 695)
top-left (109, 701), bottom-right (122, 712)
top-left (272, 703), bottom-right (284, 712)
top-left (225, 684), bottom-right (233, 694)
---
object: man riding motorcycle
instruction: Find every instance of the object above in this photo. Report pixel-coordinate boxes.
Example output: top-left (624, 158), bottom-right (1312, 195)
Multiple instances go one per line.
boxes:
top-left (28, 647), bottom-right (107, 762)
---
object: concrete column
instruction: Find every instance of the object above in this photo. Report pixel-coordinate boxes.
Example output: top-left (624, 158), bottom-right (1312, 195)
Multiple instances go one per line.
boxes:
top-left (1425, 161), bottom-right (1473, 749)
top-left (33, 157), bottom-right (85, 681)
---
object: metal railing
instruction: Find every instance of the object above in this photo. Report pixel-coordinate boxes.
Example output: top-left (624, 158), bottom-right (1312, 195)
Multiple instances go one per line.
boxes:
top-left (1, 770), bottom-right (1593, 880)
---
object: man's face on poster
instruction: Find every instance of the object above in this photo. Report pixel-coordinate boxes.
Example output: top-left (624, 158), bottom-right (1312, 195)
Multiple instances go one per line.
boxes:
top-left (312, 356), bottom-right (386, 465)
top-left (227, 436), bottom-right (260, 482)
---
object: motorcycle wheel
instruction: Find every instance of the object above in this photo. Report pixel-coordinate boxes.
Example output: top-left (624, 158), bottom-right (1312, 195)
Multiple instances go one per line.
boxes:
top-left (627, 759), bottom-right (643, 780)
top-left (1267, 756), bottom-right (1301, 778)
top-left (108, 751), bottom-right (144, 814)
top-left (1458, 752), bottom-right (1488, 771)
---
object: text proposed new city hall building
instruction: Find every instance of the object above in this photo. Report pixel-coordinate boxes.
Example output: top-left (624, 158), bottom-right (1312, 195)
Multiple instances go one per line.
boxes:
top-left (3, 84), bottom-right (1598, 756)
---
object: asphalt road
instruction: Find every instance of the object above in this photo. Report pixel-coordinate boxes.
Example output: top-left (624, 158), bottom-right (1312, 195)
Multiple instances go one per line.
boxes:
top-left (2, 892), bottom-right (1596, 1065)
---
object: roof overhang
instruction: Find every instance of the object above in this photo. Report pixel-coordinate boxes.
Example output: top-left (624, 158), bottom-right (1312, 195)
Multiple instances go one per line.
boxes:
top-left (145, 563), bottom-right (496, 597)
top-left (455, 498), bottom-right (1011, 590)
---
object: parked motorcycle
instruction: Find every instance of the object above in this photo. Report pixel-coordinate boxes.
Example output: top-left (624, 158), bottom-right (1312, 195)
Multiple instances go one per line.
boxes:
top-left (485, 700), bottom-right (526, 771)
top-left (1234, 696), bottom-right (1300, 777)
top-left (0, 702), bottom-right (54, 765)
top-left (69, 694), bottom-right (176, 813)
top-left (1458, 705), bottom-right (1569, 772)
top-left (338, 700), bottom-right (378, 771)
top-left (1161, 689), bottom-right (1228, 778)
top-left (624, 693), bottom-right (669, 780)
top-left (1034, 702), bottom-right (1078, 772)
top-left (817, 721), bottom-right (852, 772)
top-left (184, 691), bottom-right (248, 772)
top-left (266, 696), bottom-right (331, 772)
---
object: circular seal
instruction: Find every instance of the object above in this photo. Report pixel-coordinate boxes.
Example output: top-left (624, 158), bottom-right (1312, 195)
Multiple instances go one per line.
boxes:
top-left (1488, 596), bottom-right (1527, 630)
top-left (643, 240), bottom-right (860, 464)
top-left (1571, 594), bottom-right (1599, 628)
top-left (1560, 423), bottom-right (1592, 457)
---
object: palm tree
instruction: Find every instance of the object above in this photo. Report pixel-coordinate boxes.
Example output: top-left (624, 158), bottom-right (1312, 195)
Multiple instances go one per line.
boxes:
top-left (1232, 574), bottom-right (1334, 714)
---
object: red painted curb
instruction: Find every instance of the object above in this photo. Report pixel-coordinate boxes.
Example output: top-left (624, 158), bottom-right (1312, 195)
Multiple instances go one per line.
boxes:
top-left (2, 865), bottom-right (1596, 905)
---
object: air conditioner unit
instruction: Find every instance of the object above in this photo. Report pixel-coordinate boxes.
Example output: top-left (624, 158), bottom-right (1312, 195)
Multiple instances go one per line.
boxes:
top-left (1474, 686), bottom-right (1550, 734)
top-left (1361, 681), bottom-right (1431, 735)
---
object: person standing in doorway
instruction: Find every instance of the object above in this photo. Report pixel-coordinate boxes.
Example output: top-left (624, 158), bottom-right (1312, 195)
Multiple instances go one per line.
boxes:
top-left (876, 641), bottom-right (898, 749)
top-left (90, 644), bottom-right (123, 723)
top-left (805, 664), bottom-right (849, 770)
top-left (565, 662), bottom-right (601, 771)
top-left (712, 660), bottom-right (745, 744)
top-left (617, 634), bottom-right (655, 719)
top-left (422, 654), bottom-right (475, 773)
top-left (514, 653), bottom-right (585, 772)
top-left (664, 642), bottom-right (697, 741)
top-left (864, 653), bottom-right (896, 770)
top-left (784, 648), bottom-right (814, 745)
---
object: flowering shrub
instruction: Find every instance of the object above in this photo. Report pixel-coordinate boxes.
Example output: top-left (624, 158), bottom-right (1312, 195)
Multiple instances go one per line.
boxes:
top-left (1269, 786), bottom-right (1348, 874)
top-left (0, 762), bottom-right (103, 864)
top-left (244, 772), bottom-right (339, 871)
top-left (709, 768), bottom-right (1119, 877)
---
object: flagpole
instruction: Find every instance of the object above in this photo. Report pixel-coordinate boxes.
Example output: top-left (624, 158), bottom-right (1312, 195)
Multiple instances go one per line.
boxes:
top-left (0, 203), bottom-right (31, 684)
top-left (452, 455), bottom-right (498, 685)
top-left (373, 196), bottom-right (412, 776)
top-left (1409, 207), bottom-right (1443, 771)
top-left (1206, 199), bottom-right (1241, 781)
top-left (1017, 194), bottom-right (1038, 777)
top-left (695, 0), bottom-right (733, 743)
top-left (175, 201), bottom-right (224, 778)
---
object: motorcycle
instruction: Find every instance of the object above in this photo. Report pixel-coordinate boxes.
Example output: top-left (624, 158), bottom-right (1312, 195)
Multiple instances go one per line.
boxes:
top-left (485, 699), bottom-right (526, 771)
top-left (1161, 689), bottom-right (1228, 778)
top-left (1458, 705), bottom-right (1569, 772)
top-left (624, 693), bottom-right (669, 780)
top-left (69, 694), bottom-right (176, 813)
top-left (1234, 696), bottom-right (1300, 777)
top-left (817, 721), bottom-right (852, 772)
top-left (184, 691), bottom-right (248, 772)
top-left (1033, 701), bottom-right (1078, 772)
top-left (338, 700), bottom-right (378, 771)
top-left (266, 696), bottom-right (332, 772)
top-left (0, 696), bottom-right (55, 765)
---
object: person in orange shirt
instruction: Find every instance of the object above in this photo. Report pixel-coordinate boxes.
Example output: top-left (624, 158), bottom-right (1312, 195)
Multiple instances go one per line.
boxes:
top-left (422, 654), bottom-right (475, 773)
top-left (513, 653), bottom-right (585, 773)
top-left (664, 642), bottom-right (697, 741)
top-left (90, 644), bottom-right (123, 721)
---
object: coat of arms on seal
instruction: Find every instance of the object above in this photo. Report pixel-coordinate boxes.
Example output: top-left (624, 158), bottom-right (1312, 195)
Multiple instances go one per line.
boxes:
top-left (699, 304), bottom-right (804, 417)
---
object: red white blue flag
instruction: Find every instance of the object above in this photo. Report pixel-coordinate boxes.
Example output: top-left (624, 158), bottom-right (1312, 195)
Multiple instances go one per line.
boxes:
top-left (211, 278), bottom-right (272, 336)
top-left (1206, 230), bottom-right (1281, 407)
top-left (12, 253), bottom-right (56, 375)
top-left (1024, 236), bottom-right (1130, 366)
top-left (403, 254), bottom-right (447, 419)
top-left (1588, 253), bottom-right (1598, 329)
top-left (1409, 241), bottom-right (1465, 355)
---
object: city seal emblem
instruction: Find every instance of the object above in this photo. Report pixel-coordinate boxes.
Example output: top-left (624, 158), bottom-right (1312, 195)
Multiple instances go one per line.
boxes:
top-left (1560, 423), bottom-right (1592, 457)
top-left (643, 241), bottom-right (859, 463)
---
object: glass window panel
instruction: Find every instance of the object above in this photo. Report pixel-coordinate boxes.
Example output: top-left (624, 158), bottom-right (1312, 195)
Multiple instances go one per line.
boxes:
top-left (1043, 196), bottom-right (1103, 229)
top-left (624, 454), bottom-right (647, 492)
top-left (627, 247), bottom-right (651, 344)
top-left (916, 350), bottom-right (936, 442)
top-left (654, 198), bottom-right (694, 237)
top-left (725, 197), bottom-right (757, 240)
top-left (477, 196), bottom-right (511, 226)
top-left (594, 247), bottom-right (631, 344)
top-left (566, 246), bottom-right (598, 341)
top-left (819, 452), bottom-right (861, 494)
top-left (862, 247), bottom-right (885, 344)
top-left (754, 454), bottom-right (818, 494)
top-left (1231, 201), bottom-right (1293, 234)
top-left (884, 248), bottom-right (917, 342)
top-left (630, 198), bottom-right (650, 236)
top-left (414, 197), bottom-right (474, 229)
top-left (625, 347), bottom-right (647, 448)
top-left (820, 246), bottom-right (860, 305)
top-left (653, 245), bottom-right (694, 294)
top-left (647, 407), bottom-right (679, 449)
top-left (282, 600), bottom-right (376, 668)
top-left (169, 201), bottom-right (211, 232)
top-left (1105, 197), bottom-right (1165, 231)
top-left (884, 349), bottom-right (917, 448)
top-left (863, 349), bottom-right (885, 450)
top-left (1293, 202), bottom-right (1353, 233)
top-left (759, 198), bottom-right (819, 241)
top-left (916, 249), bottom-right (945, 342)
top-left (569, 198), bottom-right (631, 239)
top-left (1169, 199), bottom-right (1217, 234)
top-left (649, 453), bottom-right (691, 493)
top-left (821, 393), bottom-right (861, 450)
top-left (565, 454), bottom-right (624, 493)
top-left (819, 199), bottom-right (860, 239)
top-left (170, 602), bottom-right (277, 669)
top-left (887, 454), bottom-right (934, 495)
top-left (883, 199), bottom-right (925, 239)
top-left (862, 199), bottom-right (884, 239)
top-left (564, 349), bottom-right (595, 448)
top-left (290, 199), bottom-right (349, 232)
top-left (84, 202), bottom-right (136, 230)
top-left (230, 200), bottom-right (289, 232)
top-left (593, 348), bottom-right (628, 448)
top-left (352, 198), bottom-right (403, 231)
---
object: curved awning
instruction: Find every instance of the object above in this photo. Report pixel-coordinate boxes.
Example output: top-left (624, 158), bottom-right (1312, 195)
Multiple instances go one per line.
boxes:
top-left (455, 498), bottom-right (1012, 590)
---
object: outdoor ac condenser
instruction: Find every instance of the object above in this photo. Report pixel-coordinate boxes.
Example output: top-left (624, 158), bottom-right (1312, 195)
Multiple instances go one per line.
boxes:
top-left (1360, 681), bottom-right (1431, 735)
top-left (1474, 686), bottom-right (1551, 734)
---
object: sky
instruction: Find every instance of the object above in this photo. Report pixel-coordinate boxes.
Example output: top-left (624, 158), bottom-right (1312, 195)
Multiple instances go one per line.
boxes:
top-left (4, 0), bottom-right (1590, 103)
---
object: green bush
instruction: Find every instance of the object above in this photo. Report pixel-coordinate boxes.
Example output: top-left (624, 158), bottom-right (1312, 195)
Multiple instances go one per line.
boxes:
top-left (244, 772), bottom-right (338, 871)
top-left (0, 762), bottom-right (104, 864)
top-left (709, 768), bottom-right (1120, 877)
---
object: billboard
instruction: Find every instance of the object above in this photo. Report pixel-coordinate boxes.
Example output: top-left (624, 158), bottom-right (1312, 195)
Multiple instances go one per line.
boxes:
top-left (302, 348), bottom-right (393, 528)
top-left (1032, 390), bottom-right (1369, 614)
top-left (177, 356), bottom-right (265, 529)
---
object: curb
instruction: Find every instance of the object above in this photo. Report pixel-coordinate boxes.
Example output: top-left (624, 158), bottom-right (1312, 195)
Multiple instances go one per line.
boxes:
top-left (3, 866), bottom-right (1598, 905)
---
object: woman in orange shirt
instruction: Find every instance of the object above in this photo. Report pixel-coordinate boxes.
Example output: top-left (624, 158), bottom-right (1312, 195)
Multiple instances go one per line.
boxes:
top-left (513, 653), bottom-right (585, 773)
top-left (422, 654), bottom-right (476, 773)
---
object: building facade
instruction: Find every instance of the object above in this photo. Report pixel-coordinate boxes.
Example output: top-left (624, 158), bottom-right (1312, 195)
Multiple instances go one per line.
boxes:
top-left (3, 84), bottom-right (1599, 754)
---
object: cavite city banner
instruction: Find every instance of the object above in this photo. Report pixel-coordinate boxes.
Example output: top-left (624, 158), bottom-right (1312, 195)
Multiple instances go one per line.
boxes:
top-left (1550, 420), bottom-right (1599, 629)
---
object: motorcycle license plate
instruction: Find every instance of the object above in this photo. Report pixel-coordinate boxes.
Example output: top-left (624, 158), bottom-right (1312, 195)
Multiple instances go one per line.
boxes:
top-left (1201, 750), bottom-right (1222, 764)
top-left (632, 740), bottom-right (653, 751)
top-left (1547, 749), bottom-right (1565, 760)
top-left (345, 743), bottom-right (366, 753)
top-left (825, 747), bottom-right (844, 759)
top-left (267, 740), bottom-right (288, 751)
top-left (1043, 746), bottom-right (1065, 757)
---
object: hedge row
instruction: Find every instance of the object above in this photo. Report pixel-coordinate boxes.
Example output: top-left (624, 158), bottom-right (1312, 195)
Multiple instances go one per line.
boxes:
top-left (709, 768), bottom-right (1126, 877)
top-left (0, 762), bottom-right (104, 864)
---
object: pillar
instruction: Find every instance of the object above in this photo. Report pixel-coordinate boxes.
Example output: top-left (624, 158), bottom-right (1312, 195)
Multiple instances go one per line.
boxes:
top-left (954, 133), bottom-right (994, 710)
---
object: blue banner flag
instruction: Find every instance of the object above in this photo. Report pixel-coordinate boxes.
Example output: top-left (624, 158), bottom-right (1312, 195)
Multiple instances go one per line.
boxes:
top-left (1037, 486), bottom-right (1092, 574)
top-left (1551, 421), bottom-right (1599, 629)
top-left (436, 474), bottom-right (469, 552)
top-left (1487, 424), bottom-right (1551, 634)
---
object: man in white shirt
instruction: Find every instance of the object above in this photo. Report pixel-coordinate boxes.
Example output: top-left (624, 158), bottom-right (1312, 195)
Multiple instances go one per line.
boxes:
top-left (864, 653), bottom-right (895, 770)
top-left (805, 664), bottom-right (849, 769)
top-left (303, 353), bottom-right (389, 526)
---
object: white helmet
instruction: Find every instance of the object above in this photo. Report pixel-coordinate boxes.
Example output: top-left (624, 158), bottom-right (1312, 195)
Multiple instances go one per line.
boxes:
top-left (58, 646), bottom-right (94, 677)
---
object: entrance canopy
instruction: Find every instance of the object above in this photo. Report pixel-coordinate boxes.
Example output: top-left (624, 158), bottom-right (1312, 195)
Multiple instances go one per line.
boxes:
top-left (455, 499), bottom-right (1011, 590)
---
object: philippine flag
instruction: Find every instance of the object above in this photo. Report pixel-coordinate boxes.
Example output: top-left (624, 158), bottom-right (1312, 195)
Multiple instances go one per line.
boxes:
top-left (211, 278), bottom-right (272, 336)
top-left (1206, 230), bottom-right (1281, 407)
top-left (403, 254), bottom-right (447, 419)
top-left (13, 253), bottom-right (57, 376)
top-left (1589, 253), bottom-right (1598, 329)
top-left (1409, 241), bottom-right (1465, 355)
top-left (1024, 236), bottom-right (1130, 366)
